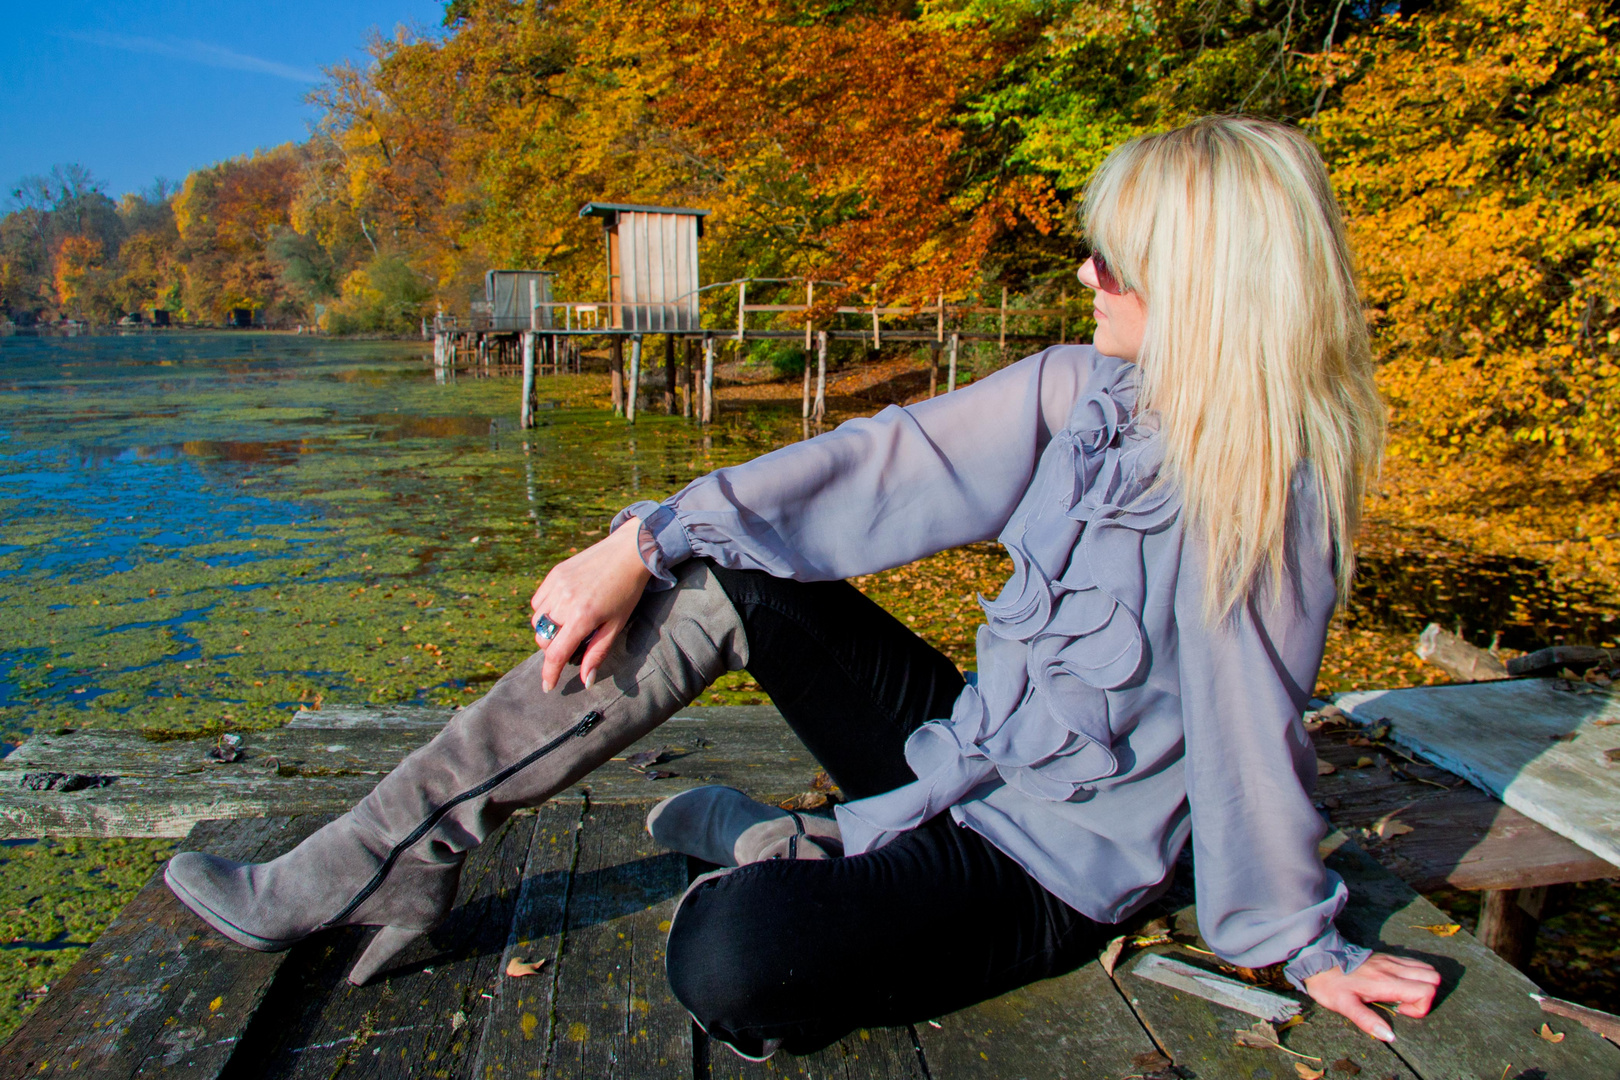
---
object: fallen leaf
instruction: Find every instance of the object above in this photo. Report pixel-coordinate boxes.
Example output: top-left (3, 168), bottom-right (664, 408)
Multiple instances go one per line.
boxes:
top-left (1296, 1064), bottom-right (1326, 1080)
top-left (1548, 731), bottom-right (1579, 742)
top-left (1591, 717), bottom-right (1619, 727)
top-left (1331, 1059), bottom-right (1362, 1075)
top-left (1412, 923), bottom-right (1462, 937)
top-left (1130, 931), bottom-right (1173, 948)
top-left (1317, 759), bottom-right (1338, 776)
top-left (1353, 756), bottom-right (1377, 769)
top-left (1100, 935), bottom-right (1127, 976)
top-left (1538, 1023), bottom-right (1566, 1043)
top-left (1368, 724), bottom-right (1391, 741)
top-left (1235, 1022), bottom-right (1284, 1051)
top-left (778, 791), bottom-right (829, 810)
top-left (1133, 1050), bottom-right (1173, 1070)
top-left (208, 733), bottom-right (244, 763)
top-left (451, 1010), bottom-right (467, 1032)
top-left (1278, 1015), bottom-right (1305, 1032)
top-left (1373, 813), bottom-right (1415, 840)
top-left (506, 957), bottom-right (548, 978)
top-left (1233, 1020), bottom-right (1322, 1061)
top-left (1603, 747), bottom-right (1620, 765)
top-left (641, 769), bottom-right (676, 781)
top-left (625, 749), bottom-right (668, 770)
top-left (810, 770), bottom-right (837, 792)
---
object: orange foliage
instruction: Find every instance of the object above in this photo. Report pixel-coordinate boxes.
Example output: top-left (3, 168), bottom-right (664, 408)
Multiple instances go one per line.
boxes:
top-left (652, 2), bottom-right (1061, 300)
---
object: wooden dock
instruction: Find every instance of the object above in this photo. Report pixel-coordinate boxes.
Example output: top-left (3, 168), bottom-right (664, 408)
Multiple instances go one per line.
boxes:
top-left (2, 705), bottom-right (1617, 1078)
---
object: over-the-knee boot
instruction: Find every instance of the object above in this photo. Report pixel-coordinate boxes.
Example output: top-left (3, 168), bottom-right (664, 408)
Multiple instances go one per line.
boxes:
top-left (164, 562), bottom-right (747, 985)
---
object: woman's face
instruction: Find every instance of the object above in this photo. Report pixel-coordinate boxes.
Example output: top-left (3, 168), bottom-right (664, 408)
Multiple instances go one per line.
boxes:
top-left (1077, 258), bottom-right (1146, 362)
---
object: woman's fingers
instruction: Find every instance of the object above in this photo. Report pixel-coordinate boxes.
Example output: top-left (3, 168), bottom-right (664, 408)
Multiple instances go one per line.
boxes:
top-left (1336, 998), bottom-right (1396, 1042)
top-left (539, 613), bottom-right (593, 693)
top-left (579, 612), bottom-right (629, 689)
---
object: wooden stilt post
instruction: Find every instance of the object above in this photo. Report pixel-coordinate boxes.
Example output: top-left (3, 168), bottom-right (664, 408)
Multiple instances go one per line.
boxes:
top-left (664, 334), bottom-right (677, 415)
top-left (871, 297), bottom-right (881, 350)
top-left (930, 342), bottom-right (940, 398)
top-left (804, 281), bottom-right (814, 352)
top-left (520, 332), bottom-right (536, 430)
top-left (937, 293), bottom-right (945, 344)
top-left (801, 350), bottom-right (812, 420)
top-left (947, 332), bottom-right (959, 393)
top-left (627, 335), bottom-right (642, 423)
top-left (999, 286), bottom-right (1008, 350)
top-left (702, 334), bottom-right (715, 424)
top-left (682, 339), bottom-right (694, 419)
top-left (1060, 287), bottom-right (1068, 343)
top-left (814, 330), bottom-right (827, 424)
top-left (736, 282), bottom-right (746, 343)
top-left (611, 337), bottom-right (625, 416)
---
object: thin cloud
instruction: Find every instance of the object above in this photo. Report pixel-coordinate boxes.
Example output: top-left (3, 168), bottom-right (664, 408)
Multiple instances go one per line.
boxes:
top-left (63, 30), bottom-right (324, 84)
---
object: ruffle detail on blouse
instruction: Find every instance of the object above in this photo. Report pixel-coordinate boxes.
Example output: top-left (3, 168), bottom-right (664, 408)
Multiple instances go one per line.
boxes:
top-left (840, 357), bottom-right (1183, 856)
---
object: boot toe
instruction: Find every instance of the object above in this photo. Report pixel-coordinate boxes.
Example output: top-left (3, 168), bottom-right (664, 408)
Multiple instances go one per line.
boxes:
top-left (165, 852), bottom-right (293, 952)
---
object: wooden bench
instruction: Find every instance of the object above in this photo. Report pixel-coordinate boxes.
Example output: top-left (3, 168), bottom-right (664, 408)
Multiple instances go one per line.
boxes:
top-left (2, 706), bottom-right (1617, 1078)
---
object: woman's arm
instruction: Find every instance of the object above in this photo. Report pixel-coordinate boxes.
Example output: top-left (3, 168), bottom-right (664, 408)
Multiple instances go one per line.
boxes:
top-left (531, 345), bottom-right (1095, 691)
top-left (618, 345), bottom-right (1094, 584)
top-left (1176, 472), bottom-right (1439, 1040)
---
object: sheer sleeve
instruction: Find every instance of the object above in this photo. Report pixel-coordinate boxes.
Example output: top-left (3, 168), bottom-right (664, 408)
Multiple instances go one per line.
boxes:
top-left (1175, 471), bottom-right (1371, 989)
top-left (614, 345), bottom-right (1095, 586)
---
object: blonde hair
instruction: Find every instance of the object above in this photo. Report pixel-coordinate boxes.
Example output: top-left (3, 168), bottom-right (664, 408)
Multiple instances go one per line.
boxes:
top-left (1083, 116), bottom-right (1384, 622)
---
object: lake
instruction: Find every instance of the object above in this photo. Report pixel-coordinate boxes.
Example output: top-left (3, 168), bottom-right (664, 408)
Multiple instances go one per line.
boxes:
top-left (0, 331), bottom-right (796, 751)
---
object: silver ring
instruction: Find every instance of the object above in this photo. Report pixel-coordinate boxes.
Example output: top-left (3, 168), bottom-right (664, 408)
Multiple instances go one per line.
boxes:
top-left (535, 614), bottom-right (560, 642)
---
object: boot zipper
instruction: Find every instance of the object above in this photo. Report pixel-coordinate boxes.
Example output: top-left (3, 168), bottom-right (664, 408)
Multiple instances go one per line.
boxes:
top-left (322, 710), bottom-right (604, 929)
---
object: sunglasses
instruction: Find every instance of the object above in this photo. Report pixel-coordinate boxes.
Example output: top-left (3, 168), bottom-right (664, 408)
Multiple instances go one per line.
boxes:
top-left (1082, 249), bottom-right (1129, 295)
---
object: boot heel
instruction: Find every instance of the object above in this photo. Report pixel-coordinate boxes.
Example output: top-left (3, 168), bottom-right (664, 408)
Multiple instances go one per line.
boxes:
top-left (348, 925), bottom-right (425, 986)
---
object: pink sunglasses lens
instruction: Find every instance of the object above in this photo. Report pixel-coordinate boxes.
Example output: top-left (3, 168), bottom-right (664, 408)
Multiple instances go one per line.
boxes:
top-left (1092, 253), bottom-right (1124, 294)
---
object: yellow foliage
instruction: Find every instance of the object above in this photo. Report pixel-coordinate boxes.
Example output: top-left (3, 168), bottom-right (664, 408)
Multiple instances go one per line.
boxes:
top-left (1317, 0), bottom-right (1620, 463)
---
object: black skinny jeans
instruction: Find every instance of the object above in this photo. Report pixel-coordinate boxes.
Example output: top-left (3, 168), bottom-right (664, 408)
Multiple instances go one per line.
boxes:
top-left (665, 561), bottom-right (1113, 1056)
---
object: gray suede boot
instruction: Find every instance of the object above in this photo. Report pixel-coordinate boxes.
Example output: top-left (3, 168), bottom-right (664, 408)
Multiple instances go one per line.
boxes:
top-left (164, 562), bottom-right (747, 985)
top-left (646, 785), bottom-right (842, 866)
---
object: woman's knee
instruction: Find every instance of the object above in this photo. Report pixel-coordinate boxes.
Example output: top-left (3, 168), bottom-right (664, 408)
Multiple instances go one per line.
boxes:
top-left (665, 867), bottom-right (808, 1031)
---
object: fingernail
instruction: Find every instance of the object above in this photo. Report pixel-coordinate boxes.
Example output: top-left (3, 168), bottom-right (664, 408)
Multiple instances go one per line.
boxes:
top-left (1374, 1024), bottom-right (1394, 1042)
top-left (583, 670), bottom-right (595, 689)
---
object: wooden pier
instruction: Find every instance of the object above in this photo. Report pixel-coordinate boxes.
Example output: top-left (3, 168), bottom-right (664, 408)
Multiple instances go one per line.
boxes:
top-left (1, 702), bottom-right (1617, 1078)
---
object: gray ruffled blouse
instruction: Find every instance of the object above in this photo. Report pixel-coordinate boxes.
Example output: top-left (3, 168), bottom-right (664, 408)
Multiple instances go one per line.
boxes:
top-left (616, 344), bottom-right (1370, 988)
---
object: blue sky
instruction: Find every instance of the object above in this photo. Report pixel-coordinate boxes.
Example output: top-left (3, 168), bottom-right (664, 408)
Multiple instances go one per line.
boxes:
top-left (1, 0), bottom-right (447, 200)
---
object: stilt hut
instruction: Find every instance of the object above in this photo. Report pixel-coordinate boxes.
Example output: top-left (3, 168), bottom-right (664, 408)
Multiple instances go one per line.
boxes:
top-left (484, 270), bottom-right (556, 330)
top-left (578, 203), bottom-right (709, 332)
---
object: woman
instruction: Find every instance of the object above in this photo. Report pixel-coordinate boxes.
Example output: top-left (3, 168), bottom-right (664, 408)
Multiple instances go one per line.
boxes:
top-left (165, 116), bottom-right (1441, 1059)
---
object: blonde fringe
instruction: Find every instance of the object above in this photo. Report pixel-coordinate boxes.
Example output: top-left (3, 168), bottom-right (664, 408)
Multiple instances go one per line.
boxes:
top-left (1084, 116), bottom-right (1385, 623)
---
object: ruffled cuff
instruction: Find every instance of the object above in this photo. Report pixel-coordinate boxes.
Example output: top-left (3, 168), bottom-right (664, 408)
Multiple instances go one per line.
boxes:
top-left (1282, 925), bottom-right (1372, 991)
top-left (611, 500), bottom-right (693, 590)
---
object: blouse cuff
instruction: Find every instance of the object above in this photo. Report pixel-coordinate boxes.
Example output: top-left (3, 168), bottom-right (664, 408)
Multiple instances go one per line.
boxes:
top-left (611, 500), bottom-right (693, 590)
top-left (1282, 926), bottom-right (1373, 991)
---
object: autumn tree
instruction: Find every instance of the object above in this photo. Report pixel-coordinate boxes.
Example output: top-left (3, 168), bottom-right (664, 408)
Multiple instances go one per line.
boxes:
top-left (1316, 0), bottom-right (1620, 465)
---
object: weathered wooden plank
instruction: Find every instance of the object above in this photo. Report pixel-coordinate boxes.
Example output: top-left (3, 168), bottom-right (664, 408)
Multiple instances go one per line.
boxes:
top-left (286, 705), bottom-right (453, 729)
top-left (1322, 830), bottom-right (1620, 1080)
top-left (222, 808), bottom-right (549, 1079)
top-left (705, 1026), bottom-right (926, 1080)
top-left (1313, 727), bottom-right (1618, 891)
top-left (914, 960), bottom-right (1160, 1079)
top-left (466, 800), bottom-right (583, 1080)
top-left (543, 802), bottom-right (690, 1080)
top-left (0, 709), bottom-right (828, 838)
top-left (0, 816), bottom-right (323, 1080)
top-left (1336, 680), bottom-right (1620, 867)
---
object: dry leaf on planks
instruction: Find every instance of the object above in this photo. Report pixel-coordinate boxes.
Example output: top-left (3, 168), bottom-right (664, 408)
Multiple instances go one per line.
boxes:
top-left (505, 956), bottom-right (548, 977)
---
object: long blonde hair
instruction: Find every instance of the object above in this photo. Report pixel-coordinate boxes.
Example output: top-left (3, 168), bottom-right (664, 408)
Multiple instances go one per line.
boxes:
top-left (1083, 116), bottom-right (1384, 621)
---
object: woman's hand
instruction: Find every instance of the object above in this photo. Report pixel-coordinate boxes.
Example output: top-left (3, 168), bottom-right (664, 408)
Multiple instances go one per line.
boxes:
top-left (1304, 953), bottom-right (1441, 1042)
top-left (528, 517), bottom-right (653, 693)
